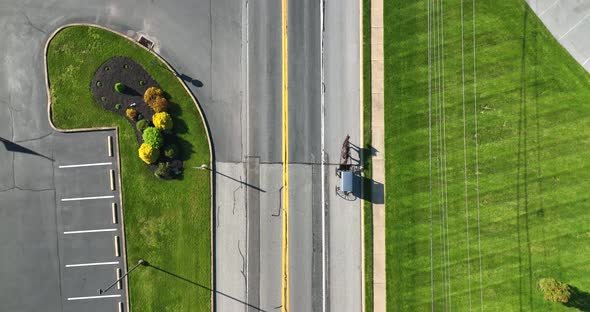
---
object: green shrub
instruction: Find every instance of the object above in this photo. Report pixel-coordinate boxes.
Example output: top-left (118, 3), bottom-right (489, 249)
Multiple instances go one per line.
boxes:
top-left (155, 162), bottom-right (170, 177)
top-left (142, 127), bottom-right (164, 149)
top-left (96, 81), bottom-right (103, 87)
top-left (164, 144), bottom-right (178, 159)
top-left (139, 80), bottom-right (145, 86)
top-left (539, 278), bottom-right (571, 303)
top-left (115, 82), bottom-right (125, 93)
top-left (136, 119), bottom-right (149, 133)
top-left (115, 103), bottom-right (122, 110)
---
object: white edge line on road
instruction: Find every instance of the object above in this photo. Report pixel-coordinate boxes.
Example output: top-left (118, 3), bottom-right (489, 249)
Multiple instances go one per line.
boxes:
top-left (61, 195), bottom-right (114, 201)
top-left (65, 261), bottom-right (119, 268)
top-left (58, 162), bottom-right (112, 168)
top-left (67, 294), bottom-right (121, 301)
top-left (319, 0), bottom-right (327, 311)
top-left (64, 228), bottom-right (117, 235)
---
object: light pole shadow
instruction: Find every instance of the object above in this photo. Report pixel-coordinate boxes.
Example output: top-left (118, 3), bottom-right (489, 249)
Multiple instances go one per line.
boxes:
top-left (147, 263), bottom-right (269, 312)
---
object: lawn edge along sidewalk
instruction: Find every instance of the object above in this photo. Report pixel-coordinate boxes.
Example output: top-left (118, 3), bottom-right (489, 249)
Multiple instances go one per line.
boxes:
top-left (43, 23), bottom-right (215, 312)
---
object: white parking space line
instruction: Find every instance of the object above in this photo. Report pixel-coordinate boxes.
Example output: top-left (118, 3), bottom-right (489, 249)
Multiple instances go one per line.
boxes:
top-left (119, 301), bottom-right (124, 312)
top-left (65, 261), bottom-right (119, 268)
top-left (58, 162), bottom-right (112, 169)
top-left (61, 195), bottom-right (115, 201)
top-left (63, 228), bottom-right (117, 235)
top-left (67, 294), bottom-right (121, 301)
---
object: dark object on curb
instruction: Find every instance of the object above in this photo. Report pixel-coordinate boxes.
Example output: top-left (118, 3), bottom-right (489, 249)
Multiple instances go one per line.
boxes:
top-left (138, 36), bottom-right (154, 49)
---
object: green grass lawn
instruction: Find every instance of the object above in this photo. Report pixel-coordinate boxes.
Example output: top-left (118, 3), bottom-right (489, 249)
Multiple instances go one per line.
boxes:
top-left (385, 1), bottom-right (590, 311)
top-left (47, 26), bottom-right (211, 311)
top-left (363, 0), bottom-right (373, 311)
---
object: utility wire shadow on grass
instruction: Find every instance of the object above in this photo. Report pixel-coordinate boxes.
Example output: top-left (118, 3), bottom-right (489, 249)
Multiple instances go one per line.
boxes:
top-left (147, 263), bottom-right (268, 312)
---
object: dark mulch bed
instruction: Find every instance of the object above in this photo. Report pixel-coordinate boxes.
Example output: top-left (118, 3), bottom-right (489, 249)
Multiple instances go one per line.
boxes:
top-left (90, 56), bottom-right (182, 179)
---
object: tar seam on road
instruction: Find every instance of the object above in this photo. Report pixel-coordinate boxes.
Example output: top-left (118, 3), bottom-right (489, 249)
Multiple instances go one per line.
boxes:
top-left (281, 0), bottom-right (290, 310)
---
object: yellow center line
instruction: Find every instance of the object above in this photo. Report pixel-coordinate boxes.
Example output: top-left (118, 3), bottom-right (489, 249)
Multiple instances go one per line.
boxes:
top-left (281, 0), bottom-right (290, 311)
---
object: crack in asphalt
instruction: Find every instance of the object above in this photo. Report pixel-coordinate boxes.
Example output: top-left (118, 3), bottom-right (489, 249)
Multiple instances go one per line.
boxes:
top-left (232, 184), bottom-right (242, 215)
top-left (21, 13), bottom-right (46, 34)
top-left (237, 239), bottom-right (248, 310)
top-left (15, 132), bottom-right (52, 144)
top-left (0, 186), bottom-right (55, 193)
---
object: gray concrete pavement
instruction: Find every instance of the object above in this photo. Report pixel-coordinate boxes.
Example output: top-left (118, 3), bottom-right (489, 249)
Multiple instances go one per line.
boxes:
top-left (526, 0), bottom-right (590, 72)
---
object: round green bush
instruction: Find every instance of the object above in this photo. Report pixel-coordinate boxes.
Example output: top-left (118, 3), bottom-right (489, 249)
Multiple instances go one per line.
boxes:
top-left (96, 81), bottom-right (103, 87)
top-left (139, 80), bottom-right (145, 86)
top-left (155, 162), bottom-right (170, 178)
top-left (164, 144), bottom-right (178, 159)
top-left (114, 103), bottom-right (122, 110)
top-left (142, 127), bottom-right (164, 149)
top-left (136, 119), bottom-right (149, 133)
top-left (114, 82), bottom-right (125, 93)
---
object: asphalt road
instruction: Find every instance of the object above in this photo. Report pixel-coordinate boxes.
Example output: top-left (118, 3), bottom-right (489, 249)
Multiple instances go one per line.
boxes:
top-left (0, 0), bottom-right (362, 311)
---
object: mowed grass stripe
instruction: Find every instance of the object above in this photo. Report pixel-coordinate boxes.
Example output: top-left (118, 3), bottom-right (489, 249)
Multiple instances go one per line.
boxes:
top-left (386, 0), bottom-right (590, 311)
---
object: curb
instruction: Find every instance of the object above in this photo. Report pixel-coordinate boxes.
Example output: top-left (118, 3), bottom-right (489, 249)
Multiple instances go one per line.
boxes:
top-left (44, 23), bottom-right (215, 312)
top-left (359, 0), bottom-right (366, 310)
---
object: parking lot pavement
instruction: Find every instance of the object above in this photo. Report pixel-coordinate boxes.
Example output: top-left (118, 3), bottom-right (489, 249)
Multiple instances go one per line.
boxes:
top-left (53, 130), bottom-right (128, 312)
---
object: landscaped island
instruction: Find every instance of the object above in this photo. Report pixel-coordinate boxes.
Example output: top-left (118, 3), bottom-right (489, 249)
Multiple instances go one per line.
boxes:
top-left (47, 25), bottom-right (211, 311)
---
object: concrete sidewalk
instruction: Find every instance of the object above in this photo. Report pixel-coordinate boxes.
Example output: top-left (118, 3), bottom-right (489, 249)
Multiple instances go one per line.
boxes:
top-left (526, 0), bottom-right (590, 72)
top-left (370, 0), bottom-right (385, 311)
